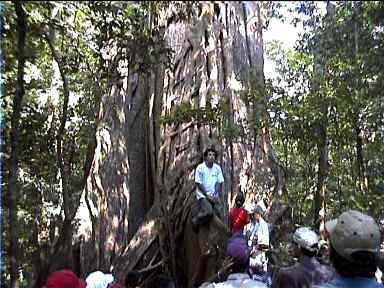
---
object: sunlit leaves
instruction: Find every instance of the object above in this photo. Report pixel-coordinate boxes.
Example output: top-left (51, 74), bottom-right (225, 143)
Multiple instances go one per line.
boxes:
top-left (267, 1), bottom-right (384, 222)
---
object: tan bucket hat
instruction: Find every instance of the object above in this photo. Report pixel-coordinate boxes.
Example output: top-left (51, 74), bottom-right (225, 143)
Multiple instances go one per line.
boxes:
top-left (325, 210), bottom-right (381, 262)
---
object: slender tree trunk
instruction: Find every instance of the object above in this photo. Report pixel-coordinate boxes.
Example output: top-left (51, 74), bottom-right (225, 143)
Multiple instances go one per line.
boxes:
top-left (8, 2), bottom-right (27, 287)
top-left (354, 116), bottom-right (367, 192)
top-left (29, 181), bottom-right (45, 288)
top-left (353, 4), bottom-right (368, 193)
top-left (314, 122), bottom-right (328, 234)
top-left (44, 29), bottom-right (75, 271)
top-left (313, 1), bottom-right (335, 236)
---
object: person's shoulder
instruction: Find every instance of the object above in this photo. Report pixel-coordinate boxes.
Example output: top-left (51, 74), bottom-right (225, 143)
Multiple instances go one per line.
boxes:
top-left (213, 162), bottom-right (222, 169)
top-left (198, 282), bottom-right (214, 288)
top-left (260, 218), bottom-right (269, 227)
top-left (197, 162), bottom-right (205, 168)
top-left (196, 162), bottom-right (208, 172)
top-left (246, 279), bottom-right (269, 287)
top-left (240, 207), bottom-right (248, 215)
top-left (278, 263), bottom-right (300, 274)
top-left (312, 283), bottom-right (336, 288)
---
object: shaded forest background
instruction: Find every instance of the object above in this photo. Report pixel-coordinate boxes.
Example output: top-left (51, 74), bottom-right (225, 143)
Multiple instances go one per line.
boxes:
top-left (2, 1), bottom-right (384, 287)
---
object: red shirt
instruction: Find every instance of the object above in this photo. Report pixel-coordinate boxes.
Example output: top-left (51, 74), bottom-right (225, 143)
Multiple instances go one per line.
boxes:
top-left (229, 207), bottom-right (249, 233)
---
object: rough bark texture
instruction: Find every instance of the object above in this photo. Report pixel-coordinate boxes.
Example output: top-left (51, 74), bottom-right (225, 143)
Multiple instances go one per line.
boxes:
top-left (75, 45), bottom-right (164, 274)
top-left (77, 2), bottom-right (285, 285)
top-left (162, 1), bottom-right (284, 213)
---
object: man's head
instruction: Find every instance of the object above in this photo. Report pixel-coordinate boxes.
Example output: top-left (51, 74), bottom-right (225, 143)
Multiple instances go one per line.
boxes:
top-left (292, 227), bottom-right (319, 258)
top-left (326, 210), bottom-right (381, 276)
top-left (253, 205), bottom-right (264, 221)
top-left (204, 147), bottom-right (217, 165)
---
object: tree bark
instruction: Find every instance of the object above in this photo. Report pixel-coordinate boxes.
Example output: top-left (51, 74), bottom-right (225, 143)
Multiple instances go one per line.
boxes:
top-left (113, 2), bottom-right (285, 286)
top-left (353, 3), bottom-right (368, 194)
top-left (78, 3), bottom-right (284, 285)
top-left (314, 122), bottom-right (328, 234)
top-left (44, 28), bottom-right (75, 272)
top-left (8, 2), bottom-right (27, 287)
top-left (313, 1), bottom-right (335, 236)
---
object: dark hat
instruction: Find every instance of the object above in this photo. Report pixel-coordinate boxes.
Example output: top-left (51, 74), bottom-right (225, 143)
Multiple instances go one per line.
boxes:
top-left (254, 205), bottom-right (264, 215)
top-left (226, 234), bottom-right (250, 265)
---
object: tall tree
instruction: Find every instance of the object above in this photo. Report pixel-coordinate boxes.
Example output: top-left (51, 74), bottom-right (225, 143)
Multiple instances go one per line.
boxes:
top-left (7, 2), bottom-right (27, 287)
top-left (112, 2), bottom-right (285, 287)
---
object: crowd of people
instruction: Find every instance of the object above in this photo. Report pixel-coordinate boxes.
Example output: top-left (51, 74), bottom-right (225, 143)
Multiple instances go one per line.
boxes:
top-left (42, 147), bottom-right (384, 288)
top-left (194, 147), bottom-right (384, 288)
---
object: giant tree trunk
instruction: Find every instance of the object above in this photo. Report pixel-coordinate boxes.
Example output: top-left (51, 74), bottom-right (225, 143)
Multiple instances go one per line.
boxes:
top-left (75, 39), bottom-right (164, 274)
top-left (111, 2), bottom-right (285, 287)
top-left (76, 2), bottom-right (285, 286)
top-left (8, 2), bottom-right (27, 287)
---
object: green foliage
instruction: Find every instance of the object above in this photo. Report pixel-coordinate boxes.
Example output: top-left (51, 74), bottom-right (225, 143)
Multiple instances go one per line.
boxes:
top-left (267, 1), bottom-right (384, 224)
top-left (161, 102), bottom-right (219, 126)
top-left (3, 1), bottom-right (198, 284)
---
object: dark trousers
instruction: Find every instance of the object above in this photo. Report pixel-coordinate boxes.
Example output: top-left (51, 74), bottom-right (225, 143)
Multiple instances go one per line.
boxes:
top-left (196, 197), bottom-right (224, 224)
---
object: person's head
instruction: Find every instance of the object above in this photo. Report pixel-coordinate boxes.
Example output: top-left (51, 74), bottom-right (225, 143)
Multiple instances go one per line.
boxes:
top-left (144, 274), bottom-right (175, 288)
top-left (262, 194), bottom-right (271, 207)
top-left (85, 271), bottom-right (115, 288)
top-left (326, 210), bottom-right (381, 277)
top-left (125, 271), bottom-right (142, 288)
top-left (226, 234), bottom-right (250, 273)
top-left (253, 205), bottom-right (264, 221)
top-left (245, 204), bottom-right (255, 221)
top-left (44, 269), bottom-right (86, 288)
top-left (378, 214), bottom-right (384, 240)
top-left (203, 147), bottom-right (217, 165)
top-left (292, 227), bottom-right (319, 258)
top-left (235, 193), bottom-right (245, 208)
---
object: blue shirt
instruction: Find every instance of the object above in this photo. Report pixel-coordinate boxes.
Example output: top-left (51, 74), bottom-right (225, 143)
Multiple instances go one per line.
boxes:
top-left (316, 274), bottom-right (384, 288)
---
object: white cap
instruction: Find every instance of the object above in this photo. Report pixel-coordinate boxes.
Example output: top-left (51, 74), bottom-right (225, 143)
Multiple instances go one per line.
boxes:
top-left (86, 271), bottom-right (114, 288)
top-left (245, 204), bottom-right (256, 214)
top-left (293, 227), bottom-right (319, 252)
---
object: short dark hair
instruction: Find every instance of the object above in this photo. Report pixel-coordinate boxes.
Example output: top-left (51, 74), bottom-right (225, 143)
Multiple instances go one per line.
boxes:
top-left (144, 274), bottom-right (175, 288)
top-left (300, 246), bottom-right (318, 258)
top-left (235, 193), bottom-right (245, 207)
top-left (125, 271), bottom-right (141, 287)
top-left (329, 245), bottom-right (378, 277)
top-left (204, 147), bottom-right (217, 158)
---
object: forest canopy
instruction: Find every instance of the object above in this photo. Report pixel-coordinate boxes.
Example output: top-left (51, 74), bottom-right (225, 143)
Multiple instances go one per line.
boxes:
top-left (2, 1), bottom-right (384, 287)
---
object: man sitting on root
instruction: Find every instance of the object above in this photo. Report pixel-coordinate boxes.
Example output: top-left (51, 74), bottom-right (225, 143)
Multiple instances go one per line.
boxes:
top-left (192, 147), bottom-right (225, 230)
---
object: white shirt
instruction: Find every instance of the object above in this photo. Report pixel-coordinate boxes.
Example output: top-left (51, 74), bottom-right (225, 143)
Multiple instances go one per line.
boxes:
top-left (376, 267), bottom-right (382, 284)
top-left (244, 221), bottom-right (259, 247)
top-left (243, 217), bottom-right (269, 247)
top-left (199, 273), bottom-right (268, 287)
top-left (256, 217), bottom-right (269, 246)
top-left (195, 162), bottom-right (224, 200)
